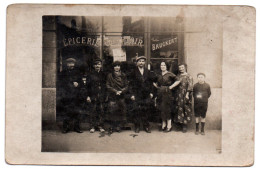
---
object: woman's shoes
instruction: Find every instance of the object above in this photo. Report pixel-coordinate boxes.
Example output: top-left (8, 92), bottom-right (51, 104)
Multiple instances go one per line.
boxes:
top-left (164, 127), bottom-right (172, 132)
top-left (182, 124), bottom-right (187, 133)
top-left (160, 126), bottom-right (167, 132)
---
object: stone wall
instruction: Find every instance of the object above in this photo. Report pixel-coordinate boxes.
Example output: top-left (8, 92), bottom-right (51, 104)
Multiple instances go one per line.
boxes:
top-left (42, 16), bottom-right (57, 122)
top-left (184, 8), bottom-right (223, 130)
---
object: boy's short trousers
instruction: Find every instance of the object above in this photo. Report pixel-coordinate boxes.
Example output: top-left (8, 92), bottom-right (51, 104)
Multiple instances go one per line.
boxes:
top-left (194, 102), bottom-right (208, 118)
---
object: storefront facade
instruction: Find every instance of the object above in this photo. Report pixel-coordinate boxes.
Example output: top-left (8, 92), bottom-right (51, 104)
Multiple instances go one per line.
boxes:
top-left (42, 15), bottom-right (222, 130)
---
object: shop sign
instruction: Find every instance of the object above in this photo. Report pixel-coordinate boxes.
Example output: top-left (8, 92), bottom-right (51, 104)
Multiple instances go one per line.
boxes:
top-left (104, 36), bottom-right (143, 47)
top-left (63, 36), bottom-right (100, 47)
top-left (62, 35), bottom-right (144, 47)
top-left (151, 37), bottom-right (177, 51)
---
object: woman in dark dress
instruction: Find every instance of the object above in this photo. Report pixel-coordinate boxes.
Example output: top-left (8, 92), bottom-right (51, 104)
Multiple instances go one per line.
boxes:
top-left (154, 61), bottom-right (180, 132)
top-left (106, 61), bottom-right (128, 132)
top-left (174, 63), bottom-right (193, 133)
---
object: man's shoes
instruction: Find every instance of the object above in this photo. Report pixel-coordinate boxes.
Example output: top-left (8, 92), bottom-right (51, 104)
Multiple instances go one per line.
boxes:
top-left (135, 127), bottom-right (140, 133)
top-left (115, 127), bottom-right (121, 133)
top-left (74, 128), bottom-right (83, 133)
top-left (145, 127), bottom-right (151, 133)
top-left (99, 128), bottom-right (105, 133)
top-left (108, 128), bottom-right (113, 134)
top-left (195, 130), bottom-right (199, 135)
top-left (90, 128), bottom-right (95, 133)
top-left (201, 131), bottom-right (205, 135)
top-left (62, 128), bottom-right (69, 134)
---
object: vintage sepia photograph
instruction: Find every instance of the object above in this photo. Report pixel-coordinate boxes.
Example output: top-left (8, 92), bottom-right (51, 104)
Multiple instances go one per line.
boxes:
top-left (5, 4), bottom-right (255, 166)
top-left (42, 15), bottom-right (222, 153)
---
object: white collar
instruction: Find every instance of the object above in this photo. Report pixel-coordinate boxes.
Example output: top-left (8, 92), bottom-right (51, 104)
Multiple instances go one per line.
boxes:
top-left (138, 67), bottom-right (144, 75)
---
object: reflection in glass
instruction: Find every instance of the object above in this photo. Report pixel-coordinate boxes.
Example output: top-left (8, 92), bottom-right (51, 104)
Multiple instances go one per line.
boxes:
top-left (102, 17), bottom-right (145, 73)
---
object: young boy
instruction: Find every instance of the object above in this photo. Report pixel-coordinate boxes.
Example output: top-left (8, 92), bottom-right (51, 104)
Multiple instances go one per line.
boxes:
top-left (193, 73), bottom-right (211, 135)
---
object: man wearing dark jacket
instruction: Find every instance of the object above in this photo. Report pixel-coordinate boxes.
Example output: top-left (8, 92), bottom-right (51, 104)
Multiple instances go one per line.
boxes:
top-left (61, 58), bottom-right (83, 133)
top-left (86, 58), bottom-right (106, 133)
top-left (129, 56), bottom-right (156, 133)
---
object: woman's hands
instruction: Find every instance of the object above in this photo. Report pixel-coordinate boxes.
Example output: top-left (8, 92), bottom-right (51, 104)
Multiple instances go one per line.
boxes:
top-left (185, 93), bottom-right (189, 100)
top-left (73, 82), bottom-right (78, 87)
top-left (131, 96), bottom-right (135, 101)
top-left (153, 82), bottom-right (158, 88)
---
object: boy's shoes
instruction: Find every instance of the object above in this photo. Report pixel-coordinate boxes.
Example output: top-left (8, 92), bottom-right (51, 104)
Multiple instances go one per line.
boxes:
top-left (90, 128), bottom-right (95, 133)
top-left (195, 131), bottom-right (199, 135)
top-left (145, 127), bottom-right (151, 133)
top-left (201, 131), bottom-right (205, 135)
top-left (135, 127), bottom-right (140, 133)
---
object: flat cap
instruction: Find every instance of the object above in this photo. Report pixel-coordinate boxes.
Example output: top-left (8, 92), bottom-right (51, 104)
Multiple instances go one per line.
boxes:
top-left (93, 58), bottom-right (102, 64)
top-left (66, 57), bottom-right (76, 63)
top-left (136, 56), bottom-right (146, 62)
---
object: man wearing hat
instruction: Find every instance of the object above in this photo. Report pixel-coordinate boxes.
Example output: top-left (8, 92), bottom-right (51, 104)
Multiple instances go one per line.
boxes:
top-left (60, 57), bottom-right (83, 133)
top-left (129, 56), bottom-right (156, 133)
top-left (86, 58), bottom-right (106, 133)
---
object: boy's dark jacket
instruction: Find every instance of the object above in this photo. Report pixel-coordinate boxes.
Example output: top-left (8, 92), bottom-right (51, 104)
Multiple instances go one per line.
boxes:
top-left (193, 82), bottom-right (211, 103)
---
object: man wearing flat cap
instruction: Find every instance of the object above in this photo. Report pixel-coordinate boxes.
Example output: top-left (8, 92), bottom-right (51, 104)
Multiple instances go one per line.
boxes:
top-left (60, 57), bottom-right (83, 133)
top-left (86, 58), bottom-right (106, 133)
top-left (128, 55), bottom-right (156, 133)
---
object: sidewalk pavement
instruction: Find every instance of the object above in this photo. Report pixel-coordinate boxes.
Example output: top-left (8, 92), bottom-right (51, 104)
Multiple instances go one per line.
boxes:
top-left (42, 129), bottom-right (221, 153)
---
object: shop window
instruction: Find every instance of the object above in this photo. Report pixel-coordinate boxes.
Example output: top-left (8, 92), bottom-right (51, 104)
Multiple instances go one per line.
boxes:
top-left (150, 34), bottom-right (179, 75)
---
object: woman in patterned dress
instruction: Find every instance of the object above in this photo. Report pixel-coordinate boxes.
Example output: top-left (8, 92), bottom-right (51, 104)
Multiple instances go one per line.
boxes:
top-left (174, 63), bottom-right (193, 133)
top-left (154, 61), bottom-right (180, 132)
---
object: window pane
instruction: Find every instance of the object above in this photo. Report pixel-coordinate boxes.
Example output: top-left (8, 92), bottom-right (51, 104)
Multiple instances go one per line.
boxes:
top-left (57, 16), bottom-right (102, 32)
top-left (104, 16), bottom-right (144, 33)
top-left (150, 17), bottom-right (178, 32)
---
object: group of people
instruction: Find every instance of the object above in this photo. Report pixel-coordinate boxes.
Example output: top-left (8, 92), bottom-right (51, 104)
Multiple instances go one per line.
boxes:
top-left (60, 55), bottom-right (211, 135)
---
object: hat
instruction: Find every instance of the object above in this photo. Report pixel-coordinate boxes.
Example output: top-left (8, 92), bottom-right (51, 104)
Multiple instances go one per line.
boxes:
top-left (136, 56), bottom-right (146, 62)
top-left (93, 58), bottom-right (102, 64)
top-left (66, 58), bottom-right (76, 63)
top-left (197, 73), bottom-right (206, 77)
top-left (112, 61), bottom-right (121, 67)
